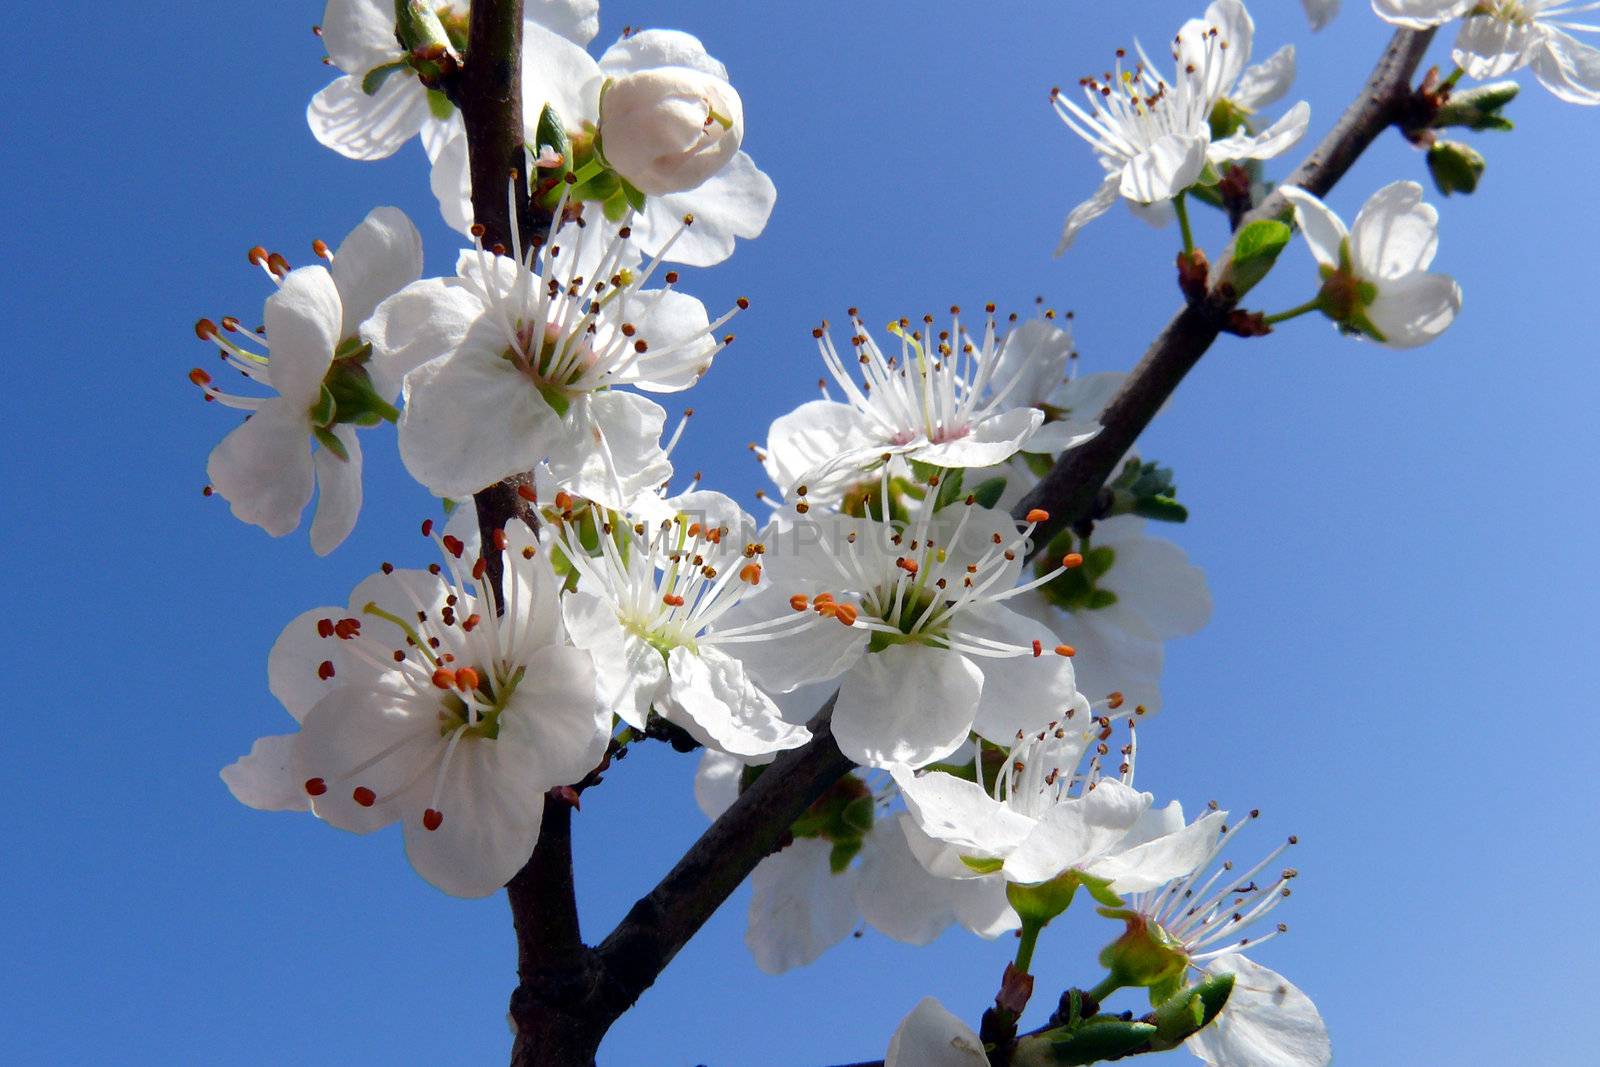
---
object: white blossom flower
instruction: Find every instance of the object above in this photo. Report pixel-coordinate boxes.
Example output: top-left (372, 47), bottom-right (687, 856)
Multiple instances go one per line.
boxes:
top-left (194, 207), bottom-right (423, 554)
top-left (1374, 0), bottom-right (1600, 101)
top-left (1303, 0), bottom-right (1342, 29)
top-left (721, 495), bottom-right (1086, 769)
top-left (308, 0), bottom-right (599, 161)
top-left (695, 751), bottom-right (1013, 973)
top-left (760, 310), bottom-right (1096, 506)
top-left (1105, 813), bottom-right (1329, 1067)
top-left (1280, 180), bottom-right (1462, 348)
top-left (894, 724), bottom-right (1225, 890)
top-left (553, 490), bottom-right (811, 757)
top-left (884, 998), bottom-right (989, 1067)
top-left (598, 65), bottom-right (745, 195)
top-left (376, 202), bottom-right (738, 509)
top-left (1053, 1), bottom-right (1310, 251)
top-left (223, 518), bottom-right (609, 897)
top-left (430, 27), bottom-right (775, 266)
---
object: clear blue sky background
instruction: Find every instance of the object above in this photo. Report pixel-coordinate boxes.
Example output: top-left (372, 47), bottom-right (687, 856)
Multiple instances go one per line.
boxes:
top-left (6, 2), bottom-right (1596, 1064)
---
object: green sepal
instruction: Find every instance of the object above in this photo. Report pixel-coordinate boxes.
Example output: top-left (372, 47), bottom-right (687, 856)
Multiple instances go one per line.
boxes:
top-left (1224, 219), bottom-right (1292, 298)
top-left (1132, 496), bottom-right (1189, 523)
top-left (394, 0), bottom-right (454, 56)
top-left (620, 177), bottom-right (647, 213)
top-left (967, 476), bottom-right (1007, 510)
top-left (427, 88), bottom-right (454, 120)
top-left (1035, 1020), bottom-right (1159, 1064)
top-left (309, 385), bottom-right (338, 428)
top-left (842, 795), bottom-right (875, 835)
top-left (313, 426), bottom-right (350, 462)
top-left (1095, 911), bottom-right (1189, 991)
top-left (828, 837), bottom-right (863, 874)
top-left (1007, 870), bottom-right (1088, 927)
top-left (1208, 97), bottom-right (1251, 141)
top-left (601, 189), bottom-right (631, 222)
top-left (325, 361), bottom-right (400, 425)
top-left (1143, 973), bottom-right (1235, 1051)
top-left (1434, 80), bottom-right (1519, 131)
top-left (537, 382), bottom-right (573, 418)
top-left (1427, 139), bottom-right (1486, 197)
top-left (932, 467), bottom-right (965, 511)
top-left (1194, 160), bottom-right (1222, 187)
top-left (960, 854), bottom-right (1006, 875)
top-left (534, 102), bottom-right (572, 163)
top-left (361, 60), bottom-right (410, 96)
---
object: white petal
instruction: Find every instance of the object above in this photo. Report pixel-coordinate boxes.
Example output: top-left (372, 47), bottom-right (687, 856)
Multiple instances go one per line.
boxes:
top-left (222, 733), bottom-right (310, 812)
top-left (1047, 370), bottom-right (1126, 424)
top-left (1188, 956), bottom-right (1332, 1067)
top-left (398, 342), bottom-right (558, 497)
top-left (207, 399), bottom-right (315, 538)
top-left (545, 390), bottom-right (674, 511)
top-left (309, 425), bottom-right (363, 556)
top-left (1301, 0), bottom-right (1341, 31)
top-left (1095, 518), bottom-right (1213, 640)
top-left (1530, 29), bottom-right (1600, 105)
top-left (763, 399), bottom-right (875, 498)
top-left (608, 289), bottom-right (719, 392)
top-left (1233, 45), bottom-right (1296, 111)
top-left (714, 586), bottom-right (869, 693)
top-left (1369, 0), bottom-right (1472, 30)
top-left (1453, 14), bottom-right (1536, 80)
top-left (320, 0), bottom-right (399, 73)
top-left (268, 605), bottom-right (350, 721)
top-left (1089, 809), bottom-right (1228, 893)
top-left (561, 592), bottom-right (664, 729)
top-left (520, 21), bottom-right (604, 128)
top-left (1004, 778), bottom-right (1152, 885)
top-left (1350, 180), bottom-right (1439, 280)
top-left (428, 131), bottom-right (475, 236)
top-left (294, 686), bottom-right (437, 834)
top-left (833, 645), bottom-right (982, 769)
top-left (990, 319), bottom-right (1074, 410)
top-left (598, 28), bottom-right (730, 80)
top-left (693, 749), bottom-right (744, 820)
top-left (661, 647), bottom-right (812, 758)
top-left (628, 151), bottom-right (776, 267)
top-left (526, 0), bottom-right (599, 45)
top-left (951, 602), bottom-right (1080, 743)
top-left (307, 73), bottom-right (428, 161)
top-left (332, 206), bottom-right (423, 340)
top-left (498, 645), bottom-right (610, 789)
top-left (1209, 100), bottom-right (1310, 164)
top-left (1118, 134), bottom-right (1208, 205)
top-left (892, 766), bottom-right (1036, 856)
top-left (884, 998), bottom-right (989, 1067)
top-left (745, 837), bottom-right (858, 973)
top-left (365, 277), bottom-right (483, 398)
top-left (401, 735), bottom-right (547, 897)
top-left (1057, 173), bottom-right (1121, 255)
top-left (1278, 185), bottom-right (1348, 272)
top-left (913, 407), bottom-right (1044, 469)
top-left (854, 819), bottom-right (960, 945)
top-left (500, 522), bottom-right (566, 660)
top-left (1366, 271), bottom-right (1461, 348)
top-left (266, 266), bottom-right (343, 408)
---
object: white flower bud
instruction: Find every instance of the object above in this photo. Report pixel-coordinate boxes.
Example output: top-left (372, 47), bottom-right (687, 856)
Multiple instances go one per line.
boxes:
top-left (599, 67), bottom-right (744, 196)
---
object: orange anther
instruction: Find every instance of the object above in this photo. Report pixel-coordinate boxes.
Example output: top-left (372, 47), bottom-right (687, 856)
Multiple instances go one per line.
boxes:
top-left (896, 558), bottom-right (919, 574)
top-left (834, 604), bottom-right (858, 627)
top-left (455, 667), bottom-right (480, 691)
top-left (1063, 553), bottom-right (1084, 569)
top-left (789, 594), bottom-right (810, 612)
top-left (516, 484), bottom-right (538, 502)
top-left (432, 668), bottom-right (457, 689)
top-left (1026, 509), bottom-right (1050, 524)
top-left (1107, 691), bottom-right (1125, 709)
top-left (1055, 644), bottom-right (1076, 657)
top-left (462, 613), bottom-right (482, 632)
top-left (739, 562), bottom-right (762, 584)
top-left (663, 594), bottom-right (686, 607)
top-left (193, 319), bottom-right (218, 341)
top-left (554, 491), bottom-right (574, 510)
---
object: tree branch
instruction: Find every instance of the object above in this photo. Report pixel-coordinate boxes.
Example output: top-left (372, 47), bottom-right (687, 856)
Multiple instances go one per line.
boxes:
top-left (575, 23), bottom-right (1439, 1059)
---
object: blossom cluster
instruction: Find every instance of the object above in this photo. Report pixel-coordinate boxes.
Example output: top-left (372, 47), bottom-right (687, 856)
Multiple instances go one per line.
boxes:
top-left (189, 0), bottom-right (1553, 1061)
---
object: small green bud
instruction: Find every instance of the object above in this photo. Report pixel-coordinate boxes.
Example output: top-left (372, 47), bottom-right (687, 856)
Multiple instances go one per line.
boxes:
top-left (534, 103), bottom-right (572, 167)
top-left (1427, 140), bottom-right (1486, 196)
top-left (1096, 912), bottom-right (1189, 991)
top-left (1143, 972), bottom-right (1235, 1051)
top-left (1029, 1019), bottom-right (1159, 1065)
top-left (1434, 80), bottom-right (1519, 131)
top-left (1222, 219), bottom-right (1293, 298)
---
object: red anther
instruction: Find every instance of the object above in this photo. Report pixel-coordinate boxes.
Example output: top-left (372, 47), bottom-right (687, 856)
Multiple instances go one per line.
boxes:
top-left (554, 491), bottom-right (574, 510)
top-left (471, 558), bottom-right (487, 580)
top-left (334, 618), bottom-right (361, 640)
top-left (1055, 644), bottom-right (1076, 658)
top-left (736, 297), bottom-right (750, 310)
top-left (312, 238), bottom-right (331, 260)
top-left (304, 777), bottom-right (327, 797)
top-left (469, 223), bottom-right (486, 238)
top-left (428, 563), bottom-right (442, 575)
top-left (789, 594), bottom-right (809, 612)
top-left (1032, 639), bottom-right (1043, 658)
top-left (1107, 691), bottom-right (1125, 709)
top-left (442, 534), bottom-right (465, 558)
top-left (188, 368), bottom-right (213, 387)
top-left (633, 339), bottom-right (648, 353)
top-left (267, 252), bottom-right (291, 277)
top-left (664, 270), bottom-right (679, 284)
top-left (462, 613), bottom-right (482, 632)
top-left (247, 246), bottom-right (269, 266)
top-left (682, 213), bottom-right (695, 225)
top-left (662, 594), bottom-right (686, 607)
top-left (834, 604), bottom-right (858, 627)
top-left (202, 485), bottom-right (214, 496)
top-left (492, 529), bottom-right (508, 551)
top-left (432, 668), bottom-right (457, 689)
top-left (317, 660), bottom-right (336, 680)
top-left (193, 319), bottom-right (218, 341)
top-left (455, 667), bottom-right (480, 691)
top-left (221, 316), bottom-right (244, 332)
top-left (316, 618), bottom-right (336, 639)
top-left (392, 650), bottom-right (406, 662)
top-left (353, 786), bottom-right (377, 807)
top-left (516, 484), bottom-right (538, 502)
top-left (381, 562), bottom-right (394, 574)
top-left (1025, 508), bottom-right (1051, 524)
top-left (1063, 553), bottom-right (1084, 569)
top-left (422, 808), bottom-right (444, 831)
top-left (421, 518), bottom-right (435, 537)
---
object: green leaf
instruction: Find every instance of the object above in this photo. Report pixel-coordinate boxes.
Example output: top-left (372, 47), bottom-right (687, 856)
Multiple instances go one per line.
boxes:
top-left (534, 102), bottom-right (571, 162)
top-left (1225, 219), bottom-right (1292, 298)
top-left (1132, 496), bottom-right (1189, 523)
top-left (1038, 1020), bottom-right (1158, 1064)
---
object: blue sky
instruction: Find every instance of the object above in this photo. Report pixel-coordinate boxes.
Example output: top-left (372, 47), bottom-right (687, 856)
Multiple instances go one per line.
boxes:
top-left (6, 1), bottom-right (1598, 1063)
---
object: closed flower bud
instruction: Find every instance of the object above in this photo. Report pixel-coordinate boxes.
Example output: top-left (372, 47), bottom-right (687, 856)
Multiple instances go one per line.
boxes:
top-left (599, 68), bottom-right (745, 196)
top-left (1426, 140), bottom-right (1486, 197)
